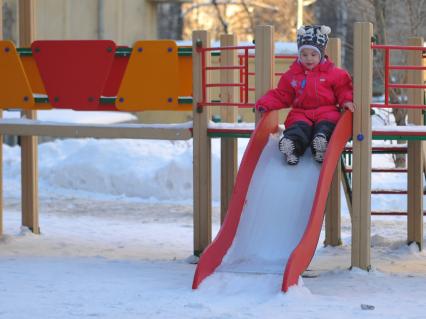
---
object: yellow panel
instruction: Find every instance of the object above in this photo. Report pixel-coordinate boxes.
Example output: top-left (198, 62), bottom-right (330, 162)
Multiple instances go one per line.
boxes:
top-left (21, 56), bottom-right (52, 109)
top-left (117, 40), bottom-right (184, 111)
top-left (178, 54), bottom-right (192, 98)
top-left (0, 41), bottom-right (35, 109)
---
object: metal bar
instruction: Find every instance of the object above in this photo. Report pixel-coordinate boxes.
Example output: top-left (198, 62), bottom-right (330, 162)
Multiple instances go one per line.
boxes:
top-left (244, 48), bottom-right (249, 104)
top-left (205, 66), bottom-right (245, 71)
top-left (199, 102), bottom-right (254, 108)
top-left (201, 47), bottom-right (207, 106)
top-left (206, 83), bottom-right (245, 88)
top-left (384, 48), bottom-right (390, 106)
top-left (345, 146), bottom-right (407, 153)
top-left (345, 167), bottom-right (407, 173)
top-left (372, 135), bottom-right (426, 141)
top-left (372, 44), bottom-right (426, 51)
top-left (371, 190), bottom-right (412, 194)
top-left (17, 46), bottom-right (193, 57)
top-left (371, 103), bottom-right (426, 109)
top-left (34, 96), bottom-right (193, 105)
top-left (239, 56), bottom-right (243, 103)
top-left (389, 65), bottom-right (426, 70)
top-left (201, 45), bottom-right (254, 52)
top-left (388, 84), bottom-right (426, 89)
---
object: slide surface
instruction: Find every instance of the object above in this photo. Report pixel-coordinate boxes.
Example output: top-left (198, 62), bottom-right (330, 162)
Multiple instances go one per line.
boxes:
top-left (193, 110), bottom-right (353, 292)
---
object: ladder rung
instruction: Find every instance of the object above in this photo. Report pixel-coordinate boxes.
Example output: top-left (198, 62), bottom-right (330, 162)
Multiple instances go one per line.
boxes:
top-left (345, 167), bottom-right (407, 173)
top-left (372, 211), bottom-right (426, 216)
top-left (372, 190), bottom-right (426, 195)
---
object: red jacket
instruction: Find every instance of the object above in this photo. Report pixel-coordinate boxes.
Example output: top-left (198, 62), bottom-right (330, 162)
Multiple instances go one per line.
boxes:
top-left (256, 58), bottom-right (353, 119)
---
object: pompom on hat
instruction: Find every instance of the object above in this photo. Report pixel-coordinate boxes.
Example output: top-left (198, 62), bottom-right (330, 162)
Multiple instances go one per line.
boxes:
top-left (297, 25), bottom-right (331, 60)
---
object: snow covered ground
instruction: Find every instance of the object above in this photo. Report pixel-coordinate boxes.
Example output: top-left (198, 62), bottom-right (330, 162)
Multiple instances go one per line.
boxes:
top-left (1, 132), bottom-right (426, 318)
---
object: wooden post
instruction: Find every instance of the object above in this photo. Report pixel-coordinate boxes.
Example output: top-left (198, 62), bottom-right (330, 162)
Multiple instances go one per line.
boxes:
top-left (0, 0), bottom-right (3, 237)
top-left (406, 37), bottom-right (424, 250)
top-left (219, 34), bottom-right (238, 224)
top-left (192, 30), bottom-right (211, 256)
top-left (254, 25), bottom-right (275, 126)
top-left (19, 0), bottom-right (39, 234)
top-left (351, 22), bottom-right (372, 270)
top-left (324, 38), bottom-right (342, 246)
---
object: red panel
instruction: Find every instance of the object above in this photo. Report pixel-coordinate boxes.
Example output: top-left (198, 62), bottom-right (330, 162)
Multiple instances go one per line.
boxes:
top-left (31, 40), bottom-right (116, 110)
top-left (282, 111), bottom-right (353, 291)
top-left (103, 47), bottom-right (129, 97)
top-left (192, 111), bottom-right (279, 289)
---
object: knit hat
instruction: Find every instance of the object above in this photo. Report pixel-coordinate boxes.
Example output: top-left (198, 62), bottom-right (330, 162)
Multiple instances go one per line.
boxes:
top-left (297, 25), bottom-right (331, 60)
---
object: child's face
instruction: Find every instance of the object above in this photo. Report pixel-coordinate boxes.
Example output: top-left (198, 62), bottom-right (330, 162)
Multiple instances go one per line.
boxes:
top-left (299, 48), bottom-right (321, 70)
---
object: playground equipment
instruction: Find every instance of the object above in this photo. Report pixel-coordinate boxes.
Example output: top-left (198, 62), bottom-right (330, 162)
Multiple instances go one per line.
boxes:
top-left (1, 2), bottom-right (425, 292)
top-left (192, 22), bottom-right (425, 291)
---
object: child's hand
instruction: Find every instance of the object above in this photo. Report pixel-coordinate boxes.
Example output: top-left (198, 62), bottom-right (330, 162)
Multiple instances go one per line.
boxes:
top-left (343, 101), bottom-right (355, 112)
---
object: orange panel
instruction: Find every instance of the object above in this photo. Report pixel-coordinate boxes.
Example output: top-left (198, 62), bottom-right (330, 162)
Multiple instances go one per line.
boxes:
top-left (178, 54), bottom-right (192, 97)
top-left (21, 56), bottom-right (52, 109)
top-left (117, 40), bottom-right (186, 111)
top-left (0, 41), bottom-right (35, 109)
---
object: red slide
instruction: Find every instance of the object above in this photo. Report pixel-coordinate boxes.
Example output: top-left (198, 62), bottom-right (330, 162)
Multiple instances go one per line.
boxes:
top-left (193, 110), bottom-right (353, 292)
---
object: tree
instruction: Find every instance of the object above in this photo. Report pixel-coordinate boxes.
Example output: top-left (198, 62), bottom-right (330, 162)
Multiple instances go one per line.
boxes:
top-left (182, 0), bottom-right (313, 41)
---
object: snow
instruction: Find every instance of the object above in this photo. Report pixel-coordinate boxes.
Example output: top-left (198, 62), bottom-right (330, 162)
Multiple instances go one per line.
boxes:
top-left (3, 109), bottom-right (137, 125)
top-left (2, 116), bottom-right (426, 318)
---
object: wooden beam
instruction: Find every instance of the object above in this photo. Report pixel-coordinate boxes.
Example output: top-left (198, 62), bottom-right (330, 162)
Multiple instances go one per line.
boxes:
top-left (0, 121), bottom-right (192, 140)
top-left (406, 37), bottom-right (424, 250)
top-left (19, 0), bottom-right (39, 234)
top-left (219, 33), bottom-right (238, 224)
top-left (254, 26), bottom-right (275, 126)
top-left (324, 38), bottom-right (342, 246)
top-left (351, 22), bottom-right (372, 270)
top-left (192, 30), bottom-right (212, 256)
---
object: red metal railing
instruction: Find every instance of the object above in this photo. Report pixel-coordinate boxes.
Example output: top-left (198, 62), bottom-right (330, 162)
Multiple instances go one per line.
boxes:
top-left (198, 45), bottom-right (255, 108)
top-left (238, 54), bottom-right (297, 101)
top-left (197, 44), bottom-right (297, 109)
top-left (370, 44), bottom-right (426, 109)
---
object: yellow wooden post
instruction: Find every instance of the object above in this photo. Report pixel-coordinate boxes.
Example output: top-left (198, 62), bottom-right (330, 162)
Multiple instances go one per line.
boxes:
top-left (407, 37), bottom-right (424, 250)
top-left (192, 30), bottom-right (212, 256)
top-left (219, 34), bottom-right (238, 224)
top-left (324, 38), bottom-right (342, 246)
top-left (352, 22), bottom-right (372, 270)
top-left (0, 0), bottom-right (3, 237)
top-left (254, 25), bottom-right (275, 126)
top-left (19, 0), bottom-right (39, 234)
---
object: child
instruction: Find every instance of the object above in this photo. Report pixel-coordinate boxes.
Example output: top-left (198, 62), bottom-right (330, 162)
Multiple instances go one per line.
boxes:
top-left (255, 25), bottom-right (355, 165)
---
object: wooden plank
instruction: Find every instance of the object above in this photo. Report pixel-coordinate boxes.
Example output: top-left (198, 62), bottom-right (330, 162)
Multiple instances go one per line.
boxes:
top-left (192, 30), bottom-right (212, 256)
top-left (406, 37), bottom-right (424, 250)
top-left (219, 34), bottom-right (238, 224)
top-left (0, 121), bottom-right (192, 140)
top-left (327, 38), bottom-right (341, 66)
top-left (19, 0), bottom-right (39, 234)
top-left (351, 22), bottom-right (372, 270)
top-left (254, 26), bottom-right (276, 126)
top-left (325, 167), bottom-right (341, 246)
top-left (324, 38), bottom-right (342, 246)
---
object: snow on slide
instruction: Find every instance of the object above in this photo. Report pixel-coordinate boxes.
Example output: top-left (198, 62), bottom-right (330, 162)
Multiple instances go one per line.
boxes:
top-left (193, 110), bottom-right (353, 292)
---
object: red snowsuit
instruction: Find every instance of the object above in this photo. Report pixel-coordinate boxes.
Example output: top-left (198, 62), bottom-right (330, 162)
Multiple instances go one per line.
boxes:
top-left (255, 58), bottom-right (353, 128)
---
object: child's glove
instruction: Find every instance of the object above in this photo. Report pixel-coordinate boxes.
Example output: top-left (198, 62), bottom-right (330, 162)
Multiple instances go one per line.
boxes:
top-left (256, 105), bottom-right (267, 113)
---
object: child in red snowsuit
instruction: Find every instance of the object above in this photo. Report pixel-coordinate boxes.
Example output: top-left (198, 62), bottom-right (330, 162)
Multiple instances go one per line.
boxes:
top-left (255, 25), bottom-right (355, 165)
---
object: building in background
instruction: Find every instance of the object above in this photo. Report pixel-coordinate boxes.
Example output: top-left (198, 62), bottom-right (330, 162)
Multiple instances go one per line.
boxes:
top-left (2, 0), bottom-right (190, 45)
